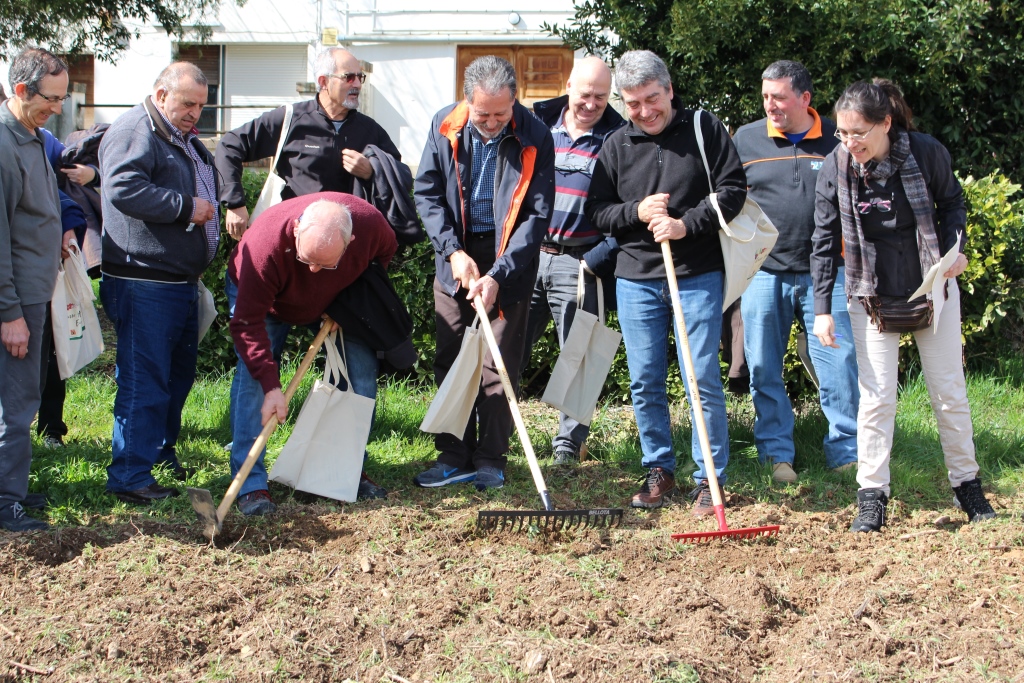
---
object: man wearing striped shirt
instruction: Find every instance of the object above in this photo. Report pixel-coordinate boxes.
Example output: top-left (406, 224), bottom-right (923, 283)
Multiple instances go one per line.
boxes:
top-left (527, 57), bottom-right (624, 466)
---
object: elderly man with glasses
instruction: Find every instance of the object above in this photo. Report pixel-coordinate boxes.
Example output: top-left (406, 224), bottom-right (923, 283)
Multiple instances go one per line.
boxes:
top-left (225, 192), bottom-right (397, 515)
top-left (216, 47), bottom-right (404, 241)
top-left (0, 47), bottom-right (74, 531)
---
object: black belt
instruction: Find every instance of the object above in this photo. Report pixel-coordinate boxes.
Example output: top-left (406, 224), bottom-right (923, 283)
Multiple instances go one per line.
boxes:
top-left (539, 242), bottom-right (592, 257)
top-left (465, 230), bottom-right (495, 241)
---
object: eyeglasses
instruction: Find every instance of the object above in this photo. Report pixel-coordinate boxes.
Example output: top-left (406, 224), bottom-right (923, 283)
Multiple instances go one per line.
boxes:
top-left (856, 194), bottom-right (894, 214)
top-left (295, 225), bottom-right (340, 270)
top-left (834, 123), bottom-right (876, 142)
top-left (34, 91), bottom-right (71, 104)
top-left (328, 72), bottom-right (366, 84)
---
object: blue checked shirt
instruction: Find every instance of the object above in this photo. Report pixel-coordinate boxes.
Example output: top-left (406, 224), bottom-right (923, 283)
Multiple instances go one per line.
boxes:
top-left (468, 124), bottom-right (508, 234)
top-left (155, 107), bottom-right (219, 262)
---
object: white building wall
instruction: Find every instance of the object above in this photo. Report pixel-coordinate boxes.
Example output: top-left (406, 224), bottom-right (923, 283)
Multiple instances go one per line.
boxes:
top-left (91, 26), bottom-right (176, 124)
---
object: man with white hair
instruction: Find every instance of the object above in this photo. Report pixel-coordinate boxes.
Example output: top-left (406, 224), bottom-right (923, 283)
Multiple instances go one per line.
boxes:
top-left (527, 56), bottom-right (625, 466)
top-left (216, 47), bottom-right (402, 240)
top-left (99, 61), bottom-right (219, 505)
top-left (414, 55), bottom-right (555, 490)
top-left (226, 192), bottom-right (397, 515)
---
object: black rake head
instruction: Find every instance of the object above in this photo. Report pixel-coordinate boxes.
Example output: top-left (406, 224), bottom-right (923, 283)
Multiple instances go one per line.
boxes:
top-left (477, 508), bottom-right (624, 533)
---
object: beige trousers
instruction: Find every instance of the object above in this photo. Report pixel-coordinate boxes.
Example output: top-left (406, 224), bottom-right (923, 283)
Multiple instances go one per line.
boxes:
top-left (848, 282), bottom-right (979, 494)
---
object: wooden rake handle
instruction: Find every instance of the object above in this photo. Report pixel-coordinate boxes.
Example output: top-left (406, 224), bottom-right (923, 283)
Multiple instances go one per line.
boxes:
top-left (660, 242), bottom-right (727, 518)
top-left (474, 296), bottom-right (553, 511)
top-left (214, 318), bottom-right (335, 523)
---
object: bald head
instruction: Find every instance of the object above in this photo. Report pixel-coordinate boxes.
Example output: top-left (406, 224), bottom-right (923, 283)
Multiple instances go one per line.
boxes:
top-left (565, 56), bottom-right (613, 133)
top-left (293, 200), bottom-right (353, 272)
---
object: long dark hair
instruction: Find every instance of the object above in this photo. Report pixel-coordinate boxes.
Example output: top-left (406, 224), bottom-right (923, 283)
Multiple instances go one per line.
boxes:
top-left (834, 78), bottom-right (915, 142)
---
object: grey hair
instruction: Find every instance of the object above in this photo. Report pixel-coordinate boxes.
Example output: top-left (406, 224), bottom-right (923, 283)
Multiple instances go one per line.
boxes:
top-left (463, 56), bottom-right (517, 101)
top-left (314, 48), bottom-right (355, 91)
top-left (154, 62), bottom-right (208, 92)
top-left (294, 200), bottom-right (353, 249)
top-left (761, 60), bottom-right (813, 96)
top-left (8, 47), bottom-right (68, 96)
top-left (614, 50), bottom-right (671, 94)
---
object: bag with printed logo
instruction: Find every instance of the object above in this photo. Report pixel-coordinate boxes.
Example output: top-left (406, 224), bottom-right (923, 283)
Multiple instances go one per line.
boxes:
top-left (51, 241), bottom-right (104, 379)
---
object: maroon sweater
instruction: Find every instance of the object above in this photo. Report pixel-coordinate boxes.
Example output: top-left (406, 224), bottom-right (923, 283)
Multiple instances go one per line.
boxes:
top-left (228, 192), bottom-right (398, 393)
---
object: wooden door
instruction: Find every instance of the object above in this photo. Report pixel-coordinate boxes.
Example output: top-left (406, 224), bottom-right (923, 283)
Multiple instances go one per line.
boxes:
top-left (456, 45), bottom-right (573, 107)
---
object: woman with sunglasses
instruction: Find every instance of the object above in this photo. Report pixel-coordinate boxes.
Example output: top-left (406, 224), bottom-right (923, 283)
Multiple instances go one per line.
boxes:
top-left (810, 78), bottom-right (996, 532)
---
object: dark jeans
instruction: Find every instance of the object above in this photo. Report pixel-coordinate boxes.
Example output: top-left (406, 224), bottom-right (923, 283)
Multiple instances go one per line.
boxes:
top-left (37, 307), bottom-right (68, 440)
top-left (432, 237), bottom-right (532, 472)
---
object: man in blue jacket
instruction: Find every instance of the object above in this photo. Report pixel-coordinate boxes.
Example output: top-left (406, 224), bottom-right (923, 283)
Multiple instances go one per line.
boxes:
top-left (99, 62), bottom-right (219, 504)
top-left (527, 56), bottom-right (624, 466)
top-left (732, 60), bottom-right (858, 483)
top-left (414, 55), bottom-right (556, 490)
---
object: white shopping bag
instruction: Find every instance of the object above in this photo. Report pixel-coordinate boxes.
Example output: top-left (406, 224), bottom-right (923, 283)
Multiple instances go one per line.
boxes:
top-left (51, 242), bottom-right (104, 379)
top-left (420, 316), bottom-right (485, 437)
top-left (197, 280), bottom-right (217, 343)
top-left (248, 104), bottom-right (293, 225)
top-left (542, 264), bottom-right (621, 425)
top-left (269, 329), bottom-right (373, 502)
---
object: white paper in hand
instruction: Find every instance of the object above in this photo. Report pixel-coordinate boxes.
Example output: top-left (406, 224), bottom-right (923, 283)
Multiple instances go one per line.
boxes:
top-left (908, 232), bottom-right (962, 334)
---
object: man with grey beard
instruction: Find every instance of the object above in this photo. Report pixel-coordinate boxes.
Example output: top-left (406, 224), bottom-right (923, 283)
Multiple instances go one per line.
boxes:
top-left (216, 47), bottom-right (401, 240)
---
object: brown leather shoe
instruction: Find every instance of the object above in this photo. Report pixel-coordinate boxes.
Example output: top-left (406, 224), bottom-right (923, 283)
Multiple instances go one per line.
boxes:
top-left (690, 480), bottom-right (717, 517)
top-left (631, 467), bottom-right (675, 509)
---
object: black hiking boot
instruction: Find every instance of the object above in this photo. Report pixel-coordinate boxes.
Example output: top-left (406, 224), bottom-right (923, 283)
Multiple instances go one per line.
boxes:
top-left (952, 478), bottom-right (996, 523)
top-left (850, 488), bottom-right (887, 533)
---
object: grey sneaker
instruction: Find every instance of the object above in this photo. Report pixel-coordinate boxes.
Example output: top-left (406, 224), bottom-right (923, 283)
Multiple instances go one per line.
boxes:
top-left (0, 502), bottom-right (49, 532)
top-left (413, 463), bottom-right (476, 488)
top-left (553, 449), bottom-right (577, 466)
top-left (237, 490), bottom-right (277, 516)
top-left (473, 466), bottom-right (505, 491)
top-left (42, 435), bottom-right (64, 449)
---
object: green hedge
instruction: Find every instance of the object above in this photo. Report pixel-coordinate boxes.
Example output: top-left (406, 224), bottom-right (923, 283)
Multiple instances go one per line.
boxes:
top-left (199, 170), bottom-right (1024, 405)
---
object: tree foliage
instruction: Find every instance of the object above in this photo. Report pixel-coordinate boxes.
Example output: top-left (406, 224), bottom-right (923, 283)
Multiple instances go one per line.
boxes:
top-left (0, 0), bottom-right (220, 62)
top-left (544, 0), bottom-right (1024, 179)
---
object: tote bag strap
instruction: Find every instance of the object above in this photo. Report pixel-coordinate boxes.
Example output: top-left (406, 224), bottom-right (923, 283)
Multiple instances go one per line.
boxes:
top-left (323, 328), bottom-right (354, 389)
top-left (693, 109), bottom-right (715, 192)
top-left (270, 104), bottom-right (294, 174)
top-left (576, 261), bottom-right (607, 325)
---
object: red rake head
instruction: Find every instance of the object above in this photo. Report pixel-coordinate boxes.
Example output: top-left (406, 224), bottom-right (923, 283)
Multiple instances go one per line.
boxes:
top-left (671, 525), bottom-right (780, 544)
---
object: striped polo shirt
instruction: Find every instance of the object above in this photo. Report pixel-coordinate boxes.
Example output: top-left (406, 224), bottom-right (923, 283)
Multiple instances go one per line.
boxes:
top-left (547, 109), bottom-right (604, 246)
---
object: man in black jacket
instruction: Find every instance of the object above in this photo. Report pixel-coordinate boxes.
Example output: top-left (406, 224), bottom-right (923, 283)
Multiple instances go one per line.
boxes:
top-left (527, 56), bottom-right (624, 466)
top-left (585, 50), bottom-right (747, 512)
top-left (733, 60), bottom-right (858, 484)
top-left (216, 48), bottom-right (402, 240)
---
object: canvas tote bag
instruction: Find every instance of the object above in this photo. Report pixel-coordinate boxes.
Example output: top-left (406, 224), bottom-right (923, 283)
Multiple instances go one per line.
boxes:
top-left (51, 241), bottom-right (104, 379)
top-left (269, 329), bottom-right (373, 502)
top-left (694, 110), bottom-right (779, 312)
top-left (420, 316), bottom-right (485, 437)
top-left (197, 280), bottom-right (217, 343)
top-left (248, 103), bottom-right (294, 225)
top-left (542, 264), bottom-right (622, 425)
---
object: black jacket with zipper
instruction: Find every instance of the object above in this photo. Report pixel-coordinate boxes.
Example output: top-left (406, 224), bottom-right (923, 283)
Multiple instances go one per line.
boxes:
top-left (215, 96), bottom-right (401, 210)
top-left (733, 109), bottom-right (838, 273)
top-left (585, 99), bottom-right (747, 281)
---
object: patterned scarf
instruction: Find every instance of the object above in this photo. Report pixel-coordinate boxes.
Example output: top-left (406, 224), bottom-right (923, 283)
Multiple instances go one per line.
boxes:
top-left (835, 129), bottom-right (941, 299)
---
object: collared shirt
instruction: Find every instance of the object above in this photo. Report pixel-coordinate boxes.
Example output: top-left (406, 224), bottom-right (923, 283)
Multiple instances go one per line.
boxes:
top-left (468, 124), bottom-right (507, 234)
top-left (548, 107), bottom-right (604, 246)
top-left (154, 106), bottom-right (219, 261)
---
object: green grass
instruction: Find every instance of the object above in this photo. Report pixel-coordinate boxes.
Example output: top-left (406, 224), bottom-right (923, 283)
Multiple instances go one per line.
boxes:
top-left (27, 360), bottom-right (1024, 524)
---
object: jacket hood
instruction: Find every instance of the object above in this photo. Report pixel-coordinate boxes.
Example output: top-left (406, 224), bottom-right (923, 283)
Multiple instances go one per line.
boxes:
top-left (533, 94), bottom-right (625, 138)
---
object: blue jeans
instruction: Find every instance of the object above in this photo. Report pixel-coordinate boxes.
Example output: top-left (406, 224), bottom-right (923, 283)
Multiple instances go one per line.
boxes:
top-left (226, 276), bottom-right (379, 496)
top-left (100, 276), bottom-right (197, 492)
top-left (741, 267), bottom-right (858, 469)
top-left (524, 250), bottom-right (599, 453)
top-left (616, 272), bottom-right (729, 484)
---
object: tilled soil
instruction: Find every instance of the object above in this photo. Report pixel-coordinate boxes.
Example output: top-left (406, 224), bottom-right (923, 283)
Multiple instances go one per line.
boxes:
top-left (2, 476), bottom-right (1022, 682)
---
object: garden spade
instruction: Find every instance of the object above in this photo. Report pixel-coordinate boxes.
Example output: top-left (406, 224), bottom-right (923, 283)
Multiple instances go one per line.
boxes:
top-left (472, 295), bottom-right (623, 533)
top-left (658, 242), bottom-right (779, 543)
top-left (188, 320), bottom-right (334, 541)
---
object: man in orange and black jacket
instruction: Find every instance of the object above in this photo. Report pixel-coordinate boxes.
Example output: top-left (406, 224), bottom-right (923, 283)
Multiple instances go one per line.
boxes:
top-left (413, 55), bottom-right (555, 491)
